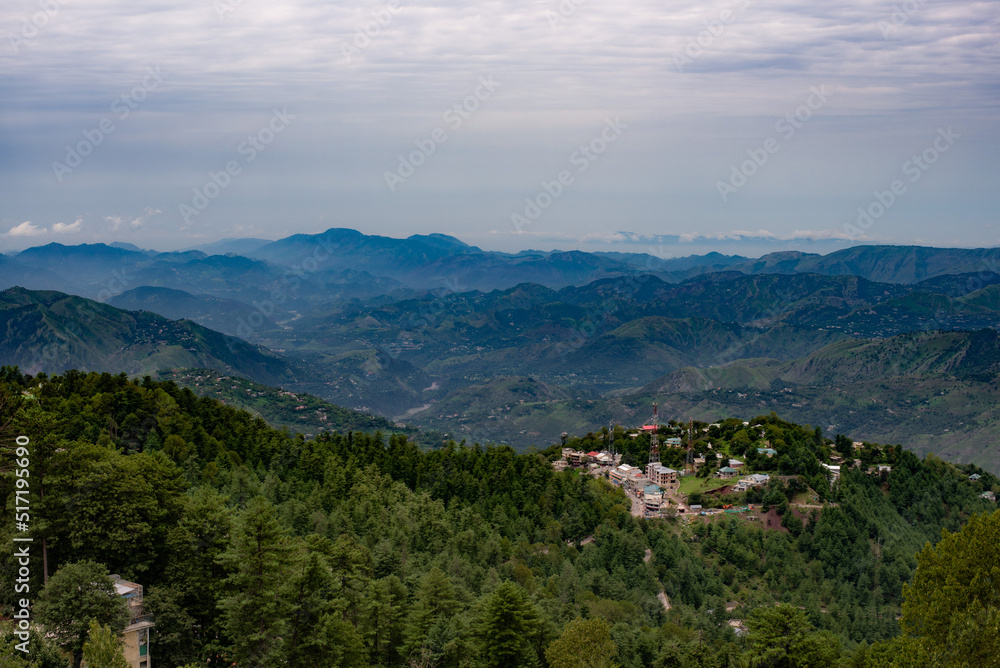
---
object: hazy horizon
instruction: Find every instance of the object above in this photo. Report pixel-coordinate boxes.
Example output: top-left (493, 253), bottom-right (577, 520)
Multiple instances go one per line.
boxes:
top-left (2, 0), bottom-right (998, 253)
top-left (3, 227), bottom-right (999, 260)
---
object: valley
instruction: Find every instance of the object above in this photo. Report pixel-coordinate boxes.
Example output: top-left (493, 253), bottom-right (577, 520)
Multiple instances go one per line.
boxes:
top-left (5, 232), bottom-right (1000, 472)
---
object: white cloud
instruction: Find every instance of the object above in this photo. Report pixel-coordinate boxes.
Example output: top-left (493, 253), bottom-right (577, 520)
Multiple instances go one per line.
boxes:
top-left (8, 221), bottom-right (47, 237)
top-left (52, 218), bottom-right (83, 234)
top-left (106, 208), bottom-right (160, 231)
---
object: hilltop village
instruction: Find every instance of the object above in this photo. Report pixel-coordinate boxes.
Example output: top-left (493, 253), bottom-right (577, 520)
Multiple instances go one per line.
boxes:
top-left (554, 406), bottom-right (998, 522)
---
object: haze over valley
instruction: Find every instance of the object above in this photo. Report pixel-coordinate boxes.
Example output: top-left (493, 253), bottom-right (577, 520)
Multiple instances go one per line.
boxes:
top-left (5, 232), bottom-right (1000, 471)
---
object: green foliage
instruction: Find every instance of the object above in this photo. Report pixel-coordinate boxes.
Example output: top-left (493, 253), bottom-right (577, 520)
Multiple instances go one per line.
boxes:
top-left (80, 620), bottom-right (129, 668)
top-left (143, 585), bottom-right (197, 667)
top-left (34, 561), bottom-right (128, 667)
top-left (475, 581), bottom-right (546, 668)
top-left (402, 567), bottom-right (463, 662)
top-left (546, 617), bottom-right (619, 668)
top-left (901, 509), bottom-right (1000, 668)
top-left (217, 496), bottom-right (295, 667)
top-left (41, 442), bottom-right (186, 579)
top-left (743, 605), bottom-right (842, 668)
top-left (0, 622), bottom-right (69, 668)
top-left (859, 635), bottom-right (929, 668)
top-left (3, 370), bottom-right (1000, 668)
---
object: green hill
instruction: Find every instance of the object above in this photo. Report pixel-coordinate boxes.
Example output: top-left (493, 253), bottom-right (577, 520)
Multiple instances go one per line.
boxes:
top-left (0, 287), bottom-right (294, 385)
top-left (1, 370), bottom-right (997, 667)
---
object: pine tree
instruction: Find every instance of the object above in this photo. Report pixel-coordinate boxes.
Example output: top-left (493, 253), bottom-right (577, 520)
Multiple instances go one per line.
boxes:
top-left (401, 567), bottom-right (462, 661)
top-left (901, 509), bottom-right (1000, 667)
top-left (217, 497), bottom-right (294, 667)
top-left (162, 485), bottom-right (232, 660)
top-left (282, 547), bottom-right (348, 667)
top-left (475, 581), bottom-right (545, 668)
top-left (361, 575), bottom-right (408, 666)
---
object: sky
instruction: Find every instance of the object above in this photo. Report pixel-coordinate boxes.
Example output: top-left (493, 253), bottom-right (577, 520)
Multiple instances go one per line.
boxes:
top-left (1, 0), bottom-right (998, 256)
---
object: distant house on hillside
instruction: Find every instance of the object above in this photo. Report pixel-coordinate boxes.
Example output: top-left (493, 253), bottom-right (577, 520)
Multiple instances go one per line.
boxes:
top-left (757, 447), bottom-right (777, 458)
top-left (734, 473), bottom-right (771, 492)
top-left (981, 491), bottom-right (996, 502)
top-left (716, 466), bottom-right (739, 479)
top-left (969, 473), bottom-right (982, 481)
top-left (746, 473), bottom-right (770, 486)
top-left (821, 462), bottom-right (840, 482)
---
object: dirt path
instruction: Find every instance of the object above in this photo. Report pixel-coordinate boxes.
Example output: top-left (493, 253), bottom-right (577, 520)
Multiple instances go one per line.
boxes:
top-left (658, 591), bottom-right (671, 611)
top-left (644, 548), bottom-right (652, 563)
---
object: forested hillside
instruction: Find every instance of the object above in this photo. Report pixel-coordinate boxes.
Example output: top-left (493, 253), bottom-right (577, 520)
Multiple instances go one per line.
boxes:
top-left (0, 370), bottom-right (997, 667)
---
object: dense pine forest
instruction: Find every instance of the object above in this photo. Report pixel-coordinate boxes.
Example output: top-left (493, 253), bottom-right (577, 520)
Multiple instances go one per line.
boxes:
top-left (1, 369), bottom-right (999, 667)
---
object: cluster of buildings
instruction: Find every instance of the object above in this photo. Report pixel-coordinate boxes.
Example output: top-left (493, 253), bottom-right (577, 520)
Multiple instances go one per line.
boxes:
top-left (555, 445), bottom-right (682, 515)
top-left (608, 461), bottom-right (680, 514)
top-left (553, 448), bottom-right (616, 471)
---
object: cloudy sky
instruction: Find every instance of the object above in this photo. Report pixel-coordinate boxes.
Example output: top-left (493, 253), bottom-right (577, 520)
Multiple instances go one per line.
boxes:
top-left (1, 0), bottom-right (997, 255)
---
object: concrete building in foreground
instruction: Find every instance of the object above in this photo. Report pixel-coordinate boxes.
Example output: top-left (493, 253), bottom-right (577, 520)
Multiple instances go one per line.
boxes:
top-left (113, 576), bottom-right (153, 668)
